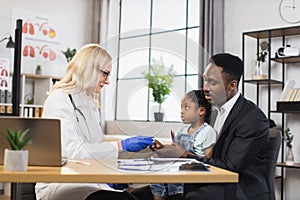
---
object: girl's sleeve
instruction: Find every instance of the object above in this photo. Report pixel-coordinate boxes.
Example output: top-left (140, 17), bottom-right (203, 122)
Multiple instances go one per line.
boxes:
top-left (202, 126), bottom-right (217, 149)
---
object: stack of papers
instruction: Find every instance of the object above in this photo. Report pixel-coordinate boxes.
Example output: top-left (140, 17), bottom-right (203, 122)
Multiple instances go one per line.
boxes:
top-left (117, 157), bottom-right (206, 172)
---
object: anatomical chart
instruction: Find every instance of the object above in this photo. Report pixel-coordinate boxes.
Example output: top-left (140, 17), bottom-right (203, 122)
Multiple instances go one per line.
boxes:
top-left (12, 9), bottom-right (66, 76)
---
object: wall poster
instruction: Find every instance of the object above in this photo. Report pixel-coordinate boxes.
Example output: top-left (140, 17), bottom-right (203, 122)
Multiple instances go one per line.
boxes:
top-left (12, 9), bottom-right (67, 77)
top-left (0, 58), bottom-right (9, 91)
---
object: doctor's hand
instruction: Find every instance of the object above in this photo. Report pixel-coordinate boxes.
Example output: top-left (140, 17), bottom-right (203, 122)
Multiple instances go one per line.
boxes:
top-left (108, 183), bottom-right (129, 190)
top-left (151, 143), bottom-right (188, 158)
top-left (121, 136), bottom-right (154, 152)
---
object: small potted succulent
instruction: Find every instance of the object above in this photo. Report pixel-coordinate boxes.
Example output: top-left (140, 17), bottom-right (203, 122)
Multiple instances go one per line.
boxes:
top-left (2, 128), bottom-right (31, 171)
top-left (35, 64), bottom-right (42, 75)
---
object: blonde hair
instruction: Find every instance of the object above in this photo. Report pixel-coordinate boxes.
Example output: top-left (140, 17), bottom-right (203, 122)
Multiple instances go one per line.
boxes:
top-left (52, 43), bottom-right (112, 95)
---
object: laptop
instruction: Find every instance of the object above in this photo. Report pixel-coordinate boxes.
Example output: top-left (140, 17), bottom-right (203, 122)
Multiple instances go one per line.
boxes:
top-left (0, 117), bottom-right (66, 166)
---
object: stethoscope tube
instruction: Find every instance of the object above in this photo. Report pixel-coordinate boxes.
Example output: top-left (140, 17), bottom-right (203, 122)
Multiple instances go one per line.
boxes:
top-left (69, 94), bottom-right (86, 121)
top-left (68, 94), bottom-right (91, 142)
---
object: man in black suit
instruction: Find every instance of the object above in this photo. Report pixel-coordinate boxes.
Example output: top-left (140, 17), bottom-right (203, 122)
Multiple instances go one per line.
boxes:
top-left (183, 53), bottom-right (269, 199)
top-left (132, 53), bottom-right (269, 200)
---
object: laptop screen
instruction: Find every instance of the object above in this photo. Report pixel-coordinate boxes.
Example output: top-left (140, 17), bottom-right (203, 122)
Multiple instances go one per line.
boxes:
top-left (0, 117), bottom-right (64, 166)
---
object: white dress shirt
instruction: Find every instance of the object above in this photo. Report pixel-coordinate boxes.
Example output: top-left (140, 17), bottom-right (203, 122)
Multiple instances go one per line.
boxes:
top-left (213, 92), bottom-right (240, 136)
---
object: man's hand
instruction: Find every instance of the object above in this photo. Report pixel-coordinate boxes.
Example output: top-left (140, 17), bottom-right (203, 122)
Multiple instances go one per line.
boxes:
top-left (151, 143), bottom-right (188, 158)
top-left (150, 139), bottom-right (165, 150)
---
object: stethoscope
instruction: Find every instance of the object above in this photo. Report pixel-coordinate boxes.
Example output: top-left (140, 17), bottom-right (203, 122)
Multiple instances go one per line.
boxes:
top-left (68, 94), bottom-right (92, 142)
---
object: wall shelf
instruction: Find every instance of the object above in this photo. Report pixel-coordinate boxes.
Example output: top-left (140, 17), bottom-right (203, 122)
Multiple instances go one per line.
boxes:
top-left (242, 25), bottom-right (300, 200)
top-left (244, 26), bottom-right (300, 39)
top-left (277, 162), bottom-right (300, 169)
top-left (244, 79), bottom-right (283, 85)
top-left (277, 101), bottom-right (300, 112)
top-left (19, 73), bottom-right (59, 117)
top-left (271, 56), bottom-right (300, 63)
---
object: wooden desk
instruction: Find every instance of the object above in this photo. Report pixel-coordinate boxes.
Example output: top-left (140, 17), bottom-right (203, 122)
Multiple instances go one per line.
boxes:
top-left (0, 159), bottom-right (238, 199)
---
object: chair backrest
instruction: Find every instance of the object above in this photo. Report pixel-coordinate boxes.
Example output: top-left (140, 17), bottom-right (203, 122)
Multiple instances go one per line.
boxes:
top-left (11, 183), bottom-right (36, 200)
top-left (267, 128), bottom-right (282, 200)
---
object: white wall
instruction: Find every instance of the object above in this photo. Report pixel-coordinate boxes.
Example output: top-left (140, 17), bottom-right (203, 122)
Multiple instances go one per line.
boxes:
top-left (1, 0), bottom-right (299, 198)
top-left (104, 3), bottom-right (300, 199)
top-left (0, 0), bottom-right (93, 193)
top-left (0, 0), bottom-right (94, 77)
top-left (224, 0), bottom-right (300, 199)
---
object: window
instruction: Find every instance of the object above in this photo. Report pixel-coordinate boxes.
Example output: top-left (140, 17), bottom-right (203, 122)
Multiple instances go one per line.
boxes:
top-left (115, 0), bottom-right (202, 122)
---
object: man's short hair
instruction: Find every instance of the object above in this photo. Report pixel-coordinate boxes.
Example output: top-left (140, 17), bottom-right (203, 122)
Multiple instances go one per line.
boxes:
top-left (209, 53), bottom-right (244, 83)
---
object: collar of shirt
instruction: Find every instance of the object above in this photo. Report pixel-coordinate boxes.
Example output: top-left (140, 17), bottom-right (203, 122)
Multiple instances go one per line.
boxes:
top-left (212, 92), bottom-right (240, 135)
top-left (217, 91), bottom-right (241, 115)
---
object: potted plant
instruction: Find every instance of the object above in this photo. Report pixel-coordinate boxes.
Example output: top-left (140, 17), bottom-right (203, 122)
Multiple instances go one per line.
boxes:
top-left (143, 57), bottom-right (175, 121)
top-left (35, 64), bottom-right (42, 75)
top-left (2, 128), bottom-right (31, 171)
top-left (285, 127), bottom-right (294, 165)
top-left (61, 47), bottom-right (77, 62)
top-left (252, 41), bottom-right (269, 80)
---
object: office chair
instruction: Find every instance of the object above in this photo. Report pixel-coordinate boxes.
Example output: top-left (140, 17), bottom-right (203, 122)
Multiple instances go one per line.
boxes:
top-left (267, 128), bottom-right (281, 200)
top-left (11, 183), bottom-right (36, 200)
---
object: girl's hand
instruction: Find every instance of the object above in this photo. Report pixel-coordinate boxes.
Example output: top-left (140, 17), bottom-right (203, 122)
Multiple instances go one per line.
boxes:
top-left (150, 139), bottom-right (164, 150)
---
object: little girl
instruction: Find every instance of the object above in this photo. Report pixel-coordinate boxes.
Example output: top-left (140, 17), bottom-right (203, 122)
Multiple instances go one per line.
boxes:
top-left (150, 89), bottom-right (217, 200)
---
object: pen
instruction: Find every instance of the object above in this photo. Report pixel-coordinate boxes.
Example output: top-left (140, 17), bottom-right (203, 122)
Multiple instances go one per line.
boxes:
top-left (67, 159), bottom-right (91, 165)
top-left (170, 130), bottom-right (175, 143)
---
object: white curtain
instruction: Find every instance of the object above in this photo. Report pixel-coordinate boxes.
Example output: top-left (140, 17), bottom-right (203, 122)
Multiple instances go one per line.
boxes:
top-left (91, 0), bottom-right (110, 43)
top-left (199, 0), bottom-right (224, 88)
top-left (92, 0), bottom-right (111, 131)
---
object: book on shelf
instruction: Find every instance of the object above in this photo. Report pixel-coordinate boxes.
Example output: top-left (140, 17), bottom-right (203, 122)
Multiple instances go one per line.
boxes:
top-left (0, 89), bottom-right (12, 103)
top-left (277, 80), bottom-right (300, 112)
top-left (279, 80), bottom-right (300, 102)
top-left (34, 107), bottom-right (40, 118)
top-left (23, 107), bottom-right (43, 118)
top-left (23, 107), bottom-right (34, 118)
top-left (6, 106), bottom-right (12, 114)
top-left (0, 106), bottom-right (5, 113)
top-left (0, 105), bottom-right (12, 114)
top-left (281, 88), bottom-right (300, 102)
top-left (0, 90), bottom-right (5, 103)
top-left (4, 90), bottom-right (11, 103)
top-left (295, 89), bottom-right (300, 101)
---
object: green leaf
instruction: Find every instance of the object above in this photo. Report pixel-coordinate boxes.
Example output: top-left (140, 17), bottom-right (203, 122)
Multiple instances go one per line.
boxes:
top-left (7, 128), bottom-right (15, 139)
top-left (19, 128), bottom-right (30, 143)
top-left (285, 127), bottom-right (294, 148)
top-left (3, 132), bottom-right (19, 150)
top-left (143, 57), bottom-right (175, 112)
top-left (61, 47), bottom-right (77, 62)
top-left (18, 136), bottom-right (32, 150)
top-left (2, 128), bottom-right (31, 150)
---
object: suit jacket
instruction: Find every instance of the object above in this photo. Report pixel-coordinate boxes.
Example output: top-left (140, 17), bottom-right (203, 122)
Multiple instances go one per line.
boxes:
top-left (205, 95), bottom-right (269, 199)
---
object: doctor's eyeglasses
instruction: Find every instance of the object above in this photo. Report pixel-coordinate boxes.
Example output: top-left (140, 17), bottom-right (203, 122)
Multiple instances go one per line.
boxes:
top-left (100, 70), bottom-right (111, 81)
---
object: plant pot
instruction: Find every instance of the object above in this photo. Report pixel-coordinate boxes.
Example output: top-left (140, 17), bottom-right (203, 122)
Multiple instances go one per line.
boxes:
top-left (286, 147), bottom-right (294, 165)
top-left (4, 149), bottom-right (28, 171)
top-left (35, 67), bottom-right (42, 75)
top-left (252, 60), bottom-right (267, 80)
top-left (154, 112), bottom-right (164, 122)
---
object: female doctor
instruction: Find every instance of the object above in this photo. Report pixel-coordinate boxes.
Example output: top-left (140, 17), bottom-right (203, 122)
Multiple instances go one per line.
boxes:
top-left (35, 43), bottom-right (154, 200)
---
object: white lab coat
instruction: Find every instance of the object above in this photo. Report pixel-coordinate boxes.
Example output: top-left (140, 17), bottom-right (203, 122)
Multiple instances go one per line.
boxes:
top-left (35, 90), bottom-right (120, 200)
